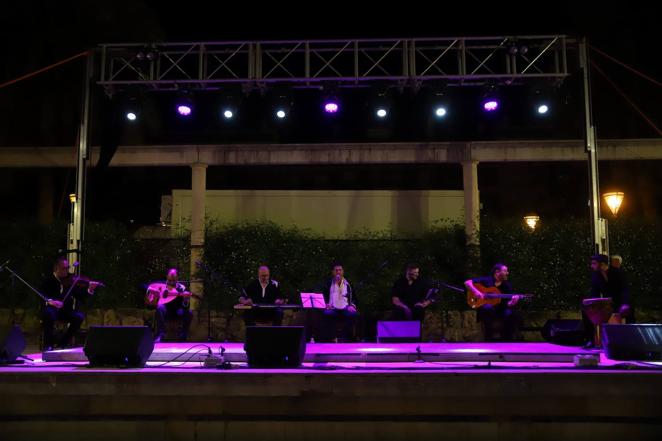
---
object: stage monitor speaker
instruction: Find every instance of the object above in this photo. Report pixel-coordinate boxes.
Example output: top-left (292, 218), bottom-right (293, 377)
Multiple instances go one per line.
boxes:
top-left (602, 324), bottom-right (662, 361)
top-left (84, 326), bottom-right (154, 367)
top-left (0, 325), bottom-right (26, 364)
top-left (541, 319), bottom-right (585, 346)
top-left (244, 326), bottom-right (306, 368)
top-left (377, 321), bottom-right (421, 343)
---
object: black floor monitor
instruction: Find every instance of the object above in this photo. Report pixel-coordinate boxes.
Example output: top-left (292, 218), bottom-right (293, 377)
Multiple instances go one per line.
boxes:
top-left (244, 326), bottom-right (307, 368)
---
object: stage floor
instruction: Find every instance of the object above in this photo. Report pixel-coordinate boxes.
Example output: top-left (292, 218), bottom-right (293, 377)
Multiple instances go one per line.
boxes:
top-left (41, 341), bottom-right (600, 364)
top-left (22, 341), bottom-right (662, 369)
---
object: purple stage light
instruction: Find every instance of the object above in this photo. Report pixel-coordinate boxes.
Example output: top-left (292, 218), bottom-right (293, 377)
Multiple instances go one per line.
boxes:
top-left (177, 105), bottom-right (192, 116)
top-left (324, 102), bottom-right (339, 114)
top-left (483, 100), bottom-right (499, 112)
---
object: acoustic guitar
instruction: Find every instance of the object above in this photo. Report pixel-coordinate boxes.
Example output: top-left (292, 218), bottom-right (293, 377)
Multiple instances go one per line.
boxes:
top-left (467, 283), bottom-right (533, 309)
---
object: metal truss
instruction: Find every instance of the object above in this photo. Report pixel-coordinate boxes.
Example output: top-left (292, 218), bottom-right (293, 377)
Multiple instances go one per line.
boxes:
top-left (98, 36), bottom-right (576, 91)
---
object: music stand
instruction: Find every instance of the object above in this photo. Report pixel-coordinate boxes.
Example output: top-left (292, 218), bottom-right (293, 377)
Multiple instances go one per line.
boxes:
top-left (300, 293), bottom-right (325, 309)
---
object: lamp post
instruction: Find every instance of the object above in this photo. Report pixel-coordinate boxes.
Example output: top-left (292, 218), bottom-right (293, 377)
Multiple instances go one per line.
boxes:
top-left (579, 37), bottom-right (608, 255)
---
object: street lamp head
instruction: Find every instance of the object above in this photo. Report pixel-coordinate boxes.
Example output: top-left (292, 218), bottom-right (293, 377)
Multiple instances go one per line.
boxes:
top-left (603, 192), bottom-right (625, 216)
top-left (523, 215), bottom-right (540, 230)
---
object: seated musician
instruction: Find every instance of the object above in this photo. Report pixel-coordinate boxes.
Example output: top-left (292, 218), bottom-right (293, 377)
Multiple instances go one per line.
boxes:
top-left (464, 263), bottom-right (521, 341)
top-left (40, 256), bottom-right (100, 350)
top-left (583, 254), bottom-right (633, 348)
top-left (154, 268), bottom-right (192, 343)
top-left (239, 265), bottom-right (284, 326)
top-left (391, 263), bottom-right (434, 323)
top-left (320, 262), bottom-right (359, 342)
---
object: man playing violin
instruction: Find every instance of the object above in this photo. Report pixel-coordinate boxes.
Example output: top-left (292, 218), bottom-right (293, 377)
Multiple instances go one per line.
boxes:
top-left (464, 263), bottom-right (521, 342)
top-left (40, 256), bottom-right (101, 350)
top-left (154, 268), bottom-right (192, 343)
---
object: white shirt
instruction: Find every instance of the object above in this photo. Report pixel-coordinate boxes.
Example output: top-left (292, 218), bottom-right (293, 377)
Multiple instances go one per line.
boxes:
top-left (329, 278), bottom-right (349, 309)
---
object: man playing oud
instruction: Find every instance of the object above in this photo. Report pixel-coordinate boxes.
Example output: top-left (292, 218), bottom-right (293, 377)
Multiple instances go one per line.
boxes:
top-left (153, 268), bottom-right (192, 343)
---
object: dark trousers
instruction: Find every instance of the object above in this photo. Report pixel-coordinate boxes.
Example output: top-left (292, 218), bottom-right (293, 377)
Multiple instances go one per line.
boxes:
top-left (244, 308), bottom-right (284, 327)
top-left (42, 306), bottom-right (84, 348)
top-left (322, 308), bottom-right (358, 342)
top-left (392, 304), bottom-right (426, 323)
top-left (477, 304), bottom-right (519, 341)
top-left (155, 303), bottom-right (192, 340)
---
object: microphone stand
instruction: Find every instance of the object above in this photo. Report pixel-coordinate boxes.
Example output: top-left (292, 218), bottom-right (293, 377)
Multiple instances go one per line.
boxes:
top-left (429, 280), bottom-right (465, 343)
top-left (1, 261), bottom-right (50, 303)
top-left (195, 261), bottom-right (217, 342)
top-left (351, 261), bottom-right (389, 342)
top-left (196, 261), bottom-right (240, 342)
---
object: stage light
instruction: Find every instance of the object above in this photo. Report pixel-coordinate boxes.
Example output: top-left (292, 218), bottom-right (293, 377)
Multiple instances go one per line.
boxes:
top-left (219, 93), bottom-right (239, 121)
top-left (537, 104), bottom-right (549, 114)
top-left (483, 99), bottom-right (499, 112)
top-left (273, 90), bottom-right (292, 121)
top-left (177, 104), bottom-right (192, 116)
top-left (434, 107), bottom-right (447, 118)
top-left (480, 83), bottom-right (500, 113)
top-left (324, 101), bottom-right (339, 114)
top-left (175, 92), bottom-right (194, 117)
top-left (376, 108), bottom-right (387, 118)
top-left (603, 192), bottom-right (624, 216)
top-left (126, 112), bottom-right (137, 121)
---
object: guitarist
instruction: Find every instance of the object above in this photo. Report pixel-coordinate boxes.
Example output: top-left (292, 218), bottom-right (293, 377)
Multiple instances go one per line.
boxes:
top-left (40, 256), bottom-right (100, 350)
top-left (464, 263), bottom-right (521, 341)
top-left (154, 268), bottom-right (192, 343)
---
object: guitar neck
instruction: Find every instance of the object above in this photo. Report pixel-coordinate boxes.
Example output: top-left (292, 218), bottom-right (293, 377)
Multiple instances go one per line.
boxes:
top-left (484, 293), bottom-right (532, 298)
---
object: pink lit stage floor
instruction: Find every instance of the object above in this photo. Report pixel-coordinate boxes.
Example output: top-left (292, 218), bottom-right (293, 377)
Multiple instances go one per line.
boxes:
top-left (31, 341), bottom-right (662, 368)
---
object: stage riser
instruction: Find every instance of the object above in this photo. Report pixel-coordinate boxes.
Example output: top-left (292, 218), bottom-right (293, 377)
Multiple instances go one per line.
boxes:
top-left (2, 371), bottom-right (662, 441)
top-left (41, 342), bottom-right (587, 363)
top-left (2, 420), bottom-right (661, 441)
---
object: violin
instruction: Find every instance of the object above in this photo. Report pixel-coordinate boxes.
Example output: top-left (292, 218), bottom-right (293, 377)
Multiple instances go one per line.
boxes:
top-left (61, 273), bottom-right (105, 290)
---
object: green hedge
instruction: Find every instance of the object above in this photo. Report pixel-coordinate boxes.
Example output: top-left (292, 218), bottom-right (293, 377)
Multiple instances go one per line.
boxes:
top-left (0, 220), bottom-right (189, 310)
top-left (1, 218), bottom-right (660, 312)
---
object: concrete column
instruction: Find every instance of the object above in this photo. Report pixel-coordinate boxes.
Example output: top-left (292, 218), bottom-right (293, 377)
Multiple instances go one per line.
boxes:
top-left (38, 172), bottom-right (54, 225)
top-left (189, 163), bottom-right (207, 310)
top-left (462, 160), bottom-right (480, 246)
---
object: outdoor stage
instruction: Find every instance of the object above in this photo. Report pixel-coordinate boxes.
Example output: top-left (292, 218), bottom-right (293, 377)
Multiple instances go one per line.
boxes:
top-left (2, 342), bottom-right (662, 440)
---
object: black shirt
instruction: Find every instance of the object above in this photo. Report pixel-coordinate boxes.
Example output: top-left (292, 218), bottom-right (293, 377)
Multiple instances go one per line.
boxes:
top-left (39, 274), bottom-right (89, 311)
top-left (242, 279), bottom-right (283, 304)
top-left (471, 276), bottom-right (513, 307)
top-left (590, 267), bottom-right (630, 309)
top-left (392, 276), bottom-right (429, 308)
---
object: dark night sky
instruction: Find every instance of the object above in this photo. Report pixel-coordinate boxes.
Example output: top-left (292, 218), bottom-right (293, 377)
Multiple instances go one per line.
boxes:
top-left (0, 1), bottom-right (660, 224)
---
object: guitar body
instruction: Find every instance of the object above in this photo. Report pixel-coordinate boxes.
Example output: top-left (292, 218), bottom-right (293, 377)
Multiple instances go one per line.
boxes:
top-left (145, 282), bottom-right (190, 307)
top-left (467, 283), bottom-right (503, 309)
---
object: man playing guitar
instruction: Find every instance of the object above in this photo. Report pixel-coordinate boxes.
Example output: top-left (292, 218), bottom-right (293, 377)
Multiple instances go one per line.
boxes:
top-left (151, 268), bottom-right (192, 343)
top-left (465, 263), bottom-right (521, 341)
